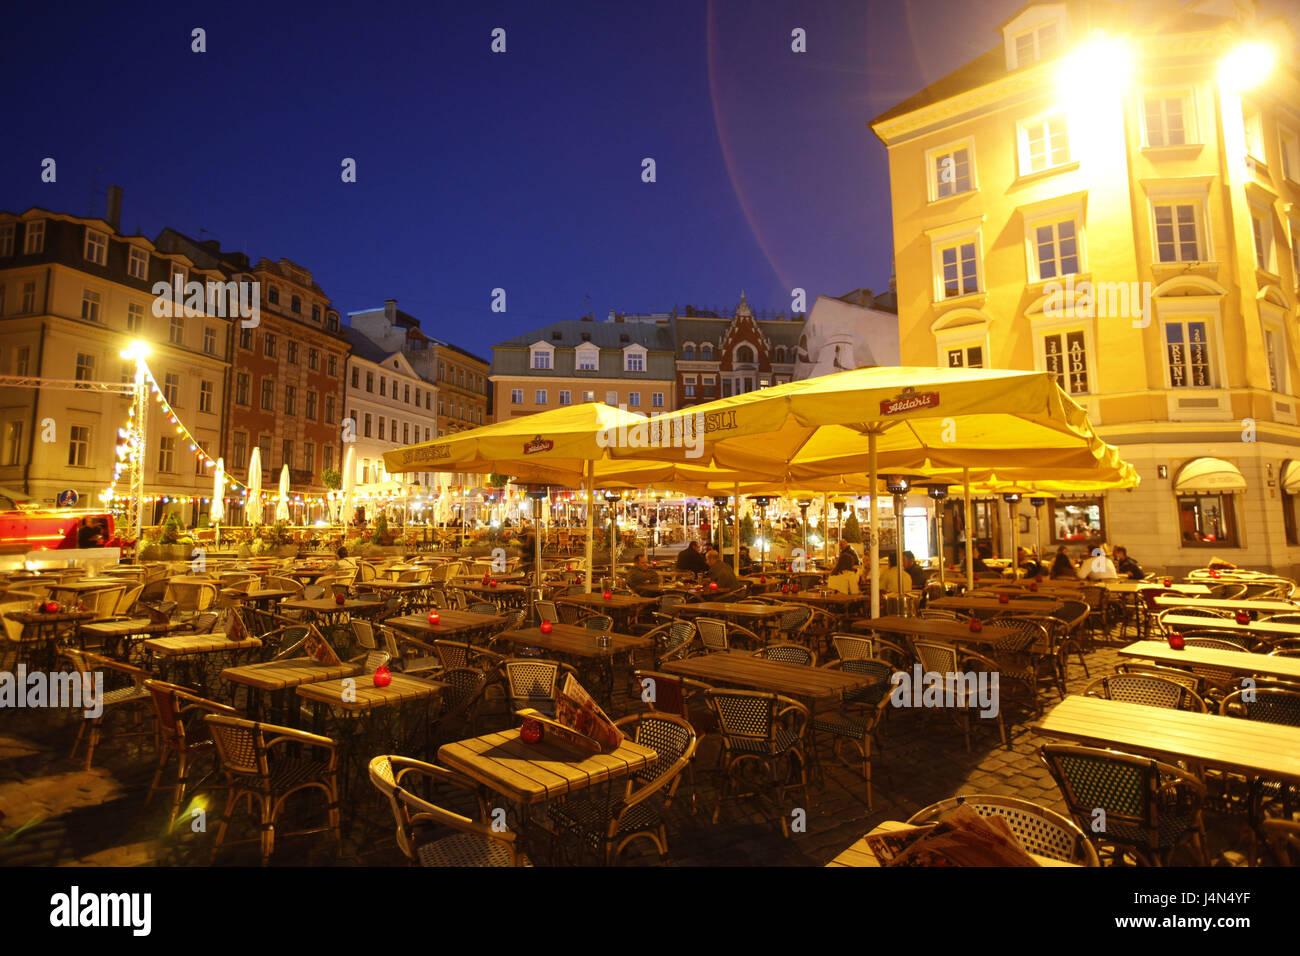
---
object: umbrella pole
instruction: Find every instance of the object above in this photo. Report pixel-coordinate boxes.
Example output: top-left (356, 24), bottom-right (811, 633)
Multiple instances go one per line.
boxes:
top-left (822, 493), bottom-right (829, 566)
top-left (1009, 499), bottom-right (1019, 579)
top-left (963, 467), bottom-right (975, 594)
top-left (1036, 501), bottom-right (1044, 568)
top-left (732, 482), bottom-right (740, 575)
top-left (584, 461), bottom-right (594, 593)
top-left (869, 431), bottom-right (879, 619)
top-left (936, 503), bottom-right (946, 592)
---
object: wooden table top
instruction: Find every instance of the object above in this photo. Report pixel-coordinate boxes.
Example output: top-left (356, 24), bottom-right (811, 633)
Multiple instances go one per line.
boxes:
top-left (673, 602), bottom-right (789, 619)
top-left (825, 820), bottom-right (1075, 868)
top-left (47, 579), bottom-right (124, 593)
top-left (77, 617), bottom-right (185, 637)
top-left (869, 615), bottom-right (1027, 648)
top-left (296, 672), bottom-right (446, 713)
top-left (780, 591), bottom-right (866, 606)
top-left (387, 609), bottom-right (508, 637)
top-left (1134, 582), bottom-right (1212, 595)
top-left (220, 588), bottom-right (299, 603)
top-left (1118, 640), bottom-right (1300, 681)
top-left (280, 597), bottom-right (375, 613)
top-left (144, 634), bottom-right (263, 657)
top-left (453, 572), bottom-right (528, 583)
top-left (557, 593), bottom-right (656, 609)
top-left (1159, 614), bottom-right (1300, 638)
top-left (1032, 695), bottom-right (1300, 782)
top-left (358, 580), bottom-right (439, 591)
top-left (1154, 596), bottom-right (1297, 614)
top-left (929, 596), bottom-right (1065, 615)
top-left (498, 624), bottom-right (653, 658)
top-left (6, 609), bottom-right (96, 625)
top-left (438, 728), bottom-right (657, 805)
top-left (221, 658), bottom-right (361, 692)
top-left (662, 650), bottom-right (878, 701)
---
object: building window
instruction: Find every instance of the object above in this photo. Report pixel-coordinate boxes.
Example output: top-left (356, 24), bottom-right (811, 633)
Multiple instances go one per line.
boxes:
top-left (939, 241), bottom-right (979, 298)
top-left (559, 390), bottom-right (571, 405)
top-left (81, 289), bottom-right (101, 322)
top-left (701, 344), bottom-right (713, 360)
top-left (267, 286), bottom-right (279, 305)
top-left (166, 314), bottom-right (183, 344)
top-left (158, 436), bottom-right (174, 473)
top-left (1281, 126), bottom-right (1300, 183)
top-left (312, 305), bottom-right (321, 323)
top-left (75, 353), bottom-right (95, 387)
top-left (535, 389), bottom-right (547, 405)
top-left (583, 391), bottom-right (595, 402)
top-left (301, 441), bottom-right (315, 473)
top-left (203, 326), bottom-right (217, 355)
top-left (324, 395), bottom-right (335, 424)
top-left (170, 264), bottom-right (186, 287)
top-left (235, 373), bottom-right (250, 406)
top-left (947, 345), bottom-right (984, 369)
top-left (285, 385), bottom-right (296, 415)
top-left (308, 348), bottom-right (319, 371)
top-left (363, 413), bottom-right (372, 438)
top-left (576, 347), bottom-right (598, 371)
top-left (83, 229), bottom-right (107, 266)
top-left (282, 440), bottom-right (293, 469)
top-left (23, 221), bottom-right (44, 255)
top-left (287, 342), bottom-right (298, 365)
top-left (3, 421), bottom-right (20, 466)
top-left (653, 392), bottom-right (664, 408)
top-left (1152, 202), bottom-right (1204, 263)
top-left (163, 372), bottom-right (180, 405)
top-left (264, 333), bottom-right (277, 358)
top-left (1033, 219), bottom-right (1081, 280)
top-left (1142, 93), bottom-right (1190, 147)
top-left (1043, 331), bottom-right (1089, 394)
top-left (239, 327), bottom-right (252, 349)
top-left (379, 377), bottom-right (386, 397)
top-left (366, 371), bottom-right (374, 393)
top-left (1243, 104), bottom-right (1264, 163)
top-left (0, 223), bottom-right (13, 257)
top-left (199, 380), bottom-right (214, 413)
top-left (1251, 210), bottom-right (1274, 272)
top-left (683, 344), bottom-right (695, 360)
top-left (15, 347), bottom-right (30, 376)
top-left (328, 355), bottom-right (337, 376)
top-left (627, 392), bottom-right (640, 407)
top-left (261, 378), bottom-right (275, 410)
top-left (1263, 322), bottom-right (1287, 393)
top-left (378, 417), bottom-right (386, 441)
top-left (21, 282), bottom-right (35, 313)
top-left (1178, 493), bottom-right (1236, 547)
top-left (625, 350), bottom-right (645, 372)
top-left (323, 445), bottom-right (334, 470)
top-left (1018, 114), bottom-right (1070, 174)
top-left (928, 143), bottom-right (974, 200)
top-left (125, 302), bottom-right (143, 333)
top-left (426, 393), bottom-right (432, 410)
top-left (1050, 498), bottom-right (1103, 543)
top-left (306, 390), bottom-right (318, 420)
top-left (290, 295), bottom-right (301, 313)
top-left (402, 423), bottom-right (410, 444)
top-left (684, 375), bottom-right (697, 398)
top-left (351, 367), bottom-right (359, 389)
top-left (532, 349), bottom-right (552, 370)
top-left (258, 434), bottom-right (272, 467)
top-left (66, 425), bottom-right (90, 467)
top-left (1165, 320), bottom-right (1212, 388)
top-left (231, 432), bottom-right (247, 470)
top-left (1013, 21), bottom-right (1057, 67)
top-left (511, 389), bottom-right (523, 404)
top-left (402, 384), bottom-right (410, 404)
top-left (128, 246), bottom-right (149, 279)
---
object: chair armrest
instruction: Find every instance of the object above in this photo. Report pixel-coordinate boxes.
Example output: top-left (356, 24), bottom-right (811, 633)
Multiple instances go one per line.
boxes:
top-left (266, 727), bottom-right (339, 767)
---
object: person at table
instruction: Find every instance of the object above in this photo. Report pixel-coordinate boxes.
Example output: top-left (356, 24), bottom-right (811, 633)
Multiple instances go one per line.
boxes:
top-left (737, 545), bottom-right (757, 574)
top-left (77, 517), bottom-right (104, 549)
top-left (969, 542), bottom-right (993, 574)
top-left (1017, 547), bottom-right (1046, 578)
top-left (1049, 545), bottom-right (1075, 579)
top-left (626, 554), bottom-right (660, 594)
top-left (1112, 545), bottom-right (1143, 580)
top-left (1077, 544), bottom-right (1118, 580)
top-left (901, 551), bottom-right (927, 590)
top-left (827, 538), bottom-right (860, 593)
top-left (676, 540), bottom-right (709, 575)
top-left (705, 549), bottom-right (740, 591)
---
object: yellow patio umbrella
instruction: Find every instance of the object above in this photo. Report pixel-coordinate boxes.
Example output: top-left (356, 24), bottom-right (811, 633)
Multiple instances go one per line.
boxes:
top-left (603, 366), bottom-right (1135, 616)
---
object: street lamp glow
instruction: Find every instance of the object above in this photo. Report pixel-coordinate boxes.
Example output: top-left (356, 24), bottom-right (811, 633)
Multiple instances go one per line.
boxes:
top-left (1219, 42), bottom-right (1274, 91)
top-left (120, 341), bottom-right (151, 361)
top-left (1058, 31), bottom-right (1133, 103)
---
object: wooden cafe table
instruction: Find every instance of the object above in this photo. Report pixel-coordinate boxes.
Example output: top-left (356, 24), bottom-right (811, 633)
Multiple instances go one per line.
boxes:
top-left (928, 595), bottom-right (1065, 617)
top-left (143, 632), bottom-right (263, 694)
top-left (1153, 595), bottom-right (1297, 616)
top-left (459, 581), bottom-right (530, 609)
top-left (387, 609), bottom-right (509, 646)
top-left (557, 592), bottom-right (656, 629)
top-left (77, 616), bottom-right (187, 660)
top-left (1157, 614), bottom-right (1300, 640)
top-left (1032, 695), bottom-right (1300, 783)
top-left (496, 623), bottom-right (654, 707)
top-left (672, 600), bottom-right (790, 642)
top-left (1118, 640), bottom-right (1300, 685)
top-left (438, 727), bottom-right (657, 851)
top-left (868, 615), bottom-right (1035, 651)
top-left (221, 657), bottom-right (361, 721)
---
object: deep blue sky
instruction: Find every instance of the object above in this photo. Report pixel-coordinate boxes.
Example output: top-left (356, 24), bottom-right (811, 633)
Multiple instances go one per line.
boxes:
top-left (9, 0), bottom-right (1043, 356)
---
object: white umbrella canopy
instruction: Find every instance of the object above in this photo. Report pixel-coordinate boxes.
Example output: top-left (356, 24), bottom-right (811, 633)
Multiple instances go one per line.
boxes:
top-left (340, 444), bottom-right (356, 524)
top-left (210, 458), bottom-right (226, 524)
top-left (247, 446), bottom-right (263, 526)
top-left (276, 465), bottom-right (291, 523)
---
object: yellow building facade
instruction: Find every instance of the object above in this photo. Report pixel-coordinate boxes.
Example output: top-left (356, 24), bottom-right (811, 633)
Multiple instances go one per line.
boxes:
top-left (872, 0), bottom-right (1300, 575)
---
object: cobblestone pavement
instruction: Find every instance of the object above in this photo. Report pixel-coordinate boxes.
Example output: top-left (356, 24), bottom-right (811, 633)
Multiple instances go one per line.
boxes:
top-left (0, 634), bottom-right (1267, 867)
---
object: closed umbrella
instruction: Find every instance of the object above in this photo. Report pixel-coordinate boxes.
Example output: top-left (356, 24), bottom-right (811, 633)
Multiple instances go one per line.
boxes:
top-left (340, 444), bottom-right (356, 526)
top-left (210, 458), bottom-right (225, 548)
top-left (247, 447), bottom-right (263, 527)
top-left (276, 465), bottom-right (291, 523)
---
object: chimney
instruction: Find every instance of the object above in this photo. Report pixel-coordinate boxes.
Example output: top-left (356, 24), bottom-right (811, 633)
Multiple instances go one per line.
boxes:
top-left (384, 298), bottom-right (397, 323)
top-left (105, 185), bottom-right (122, 233)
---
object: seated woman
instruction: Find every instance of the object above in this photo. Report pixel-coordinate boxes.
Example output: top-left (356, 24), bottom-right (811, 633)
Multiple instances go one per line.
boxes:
top-left (1049, 545), bottom-right (1075, 579)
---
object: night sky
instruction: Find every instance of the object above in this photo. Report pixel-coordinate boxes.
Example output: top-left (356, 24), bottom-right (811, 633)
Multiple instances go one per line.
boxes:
top-left (8, 0), bottom-right (1093, 355)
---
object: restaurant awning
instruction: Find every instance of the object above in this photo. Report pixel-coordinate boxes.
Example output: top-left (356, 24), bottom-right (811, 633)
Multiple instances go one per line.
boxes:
top-left (1282, 460), bottom-right (1300, 495)
top-left (1173, 457), bottom-right (1246, 494)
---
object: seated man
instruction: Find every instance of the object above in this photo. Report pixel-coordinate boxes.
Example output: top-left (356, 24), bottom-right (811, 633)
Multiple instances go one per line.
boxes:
top-left (970, 542), bottom-right (993, 574)
top-left (626, 554), bottom-right (660, 593)
top-left (705, 549), bottom-right (740, 591)
top-left (737, 546), bottom-right (756, 575)
top-left (1077, 545), bottom-right (1118, 581)
top-left (901, 551), bottom-right (927, 590)
top-left (1112, 546), bottom-right (1143, 579)
top-left (1017, 547), bottom-right (1046, 578)
top-left (676, 540), bottom-right (709, 575)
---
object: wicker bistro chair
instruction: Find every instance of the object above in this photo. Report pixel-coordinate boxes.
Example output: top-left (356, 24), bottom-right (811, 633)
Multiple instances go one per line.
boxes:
top-left (547, 712), bottom-right (699, 865)
top-left (753, 643), bottom-right (817, 666)
top-left (468, 602), bottom-right (500, 615)
top-left (776, 605), bottom-right (814, 644)
top-left (1179, 629), bottom-right (1257, 651)
top-left (143, 679), bottom-right (240, 827)
top-left (969, 618), bottom-right (1047, 717)
top-left (368, 755), bottom-right (530, 866)
top-left (694, 616), bottom-right (761, 654)
top-left (579, 613), bottom-right (615, 632)
top-left (642, 618), bottom-right (697, 668)
top-left (204, 714), bottom-right (342, 865)
top-left (60, 647), bottom-right (154, 770)
top-left (833, 633), bottom-right (909, 668)
top-left (812, 657), bottom-right (895, 809)
top-left (905, 794), bottom-right (1100, 866)
top-left (1261, 817), bottom-right (1300, 866)
top-left (633, 669), bottom-right (716, 812)
top-left (535, 600), bottom-right (560, 624)
top-left (503, 659), bottom-right (579, 718)
top-left (163, 579), bottom-right (219, 620)
top-left (909, 639), bottom-right (1009, 752)
top-left (1155, 606), bottom-right (1230, 635)
top-left (706, 688), bottom-right (810, 836)
top-left (432, 668), bottom-right (491, 745)
top-left (1113, 662), bottom-right (1206, 696)
top-left (1039, 743), bottom-right (1209, 866)
top-left (1084, 673), bottom-right (1208, 712)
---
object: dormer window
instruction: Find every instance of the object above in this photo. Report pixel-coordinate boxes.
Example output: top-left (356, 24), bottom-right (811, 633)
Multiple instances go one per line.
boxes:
top-left (530, 342), bottom-right (555, 370)
top-left (576, 342), bottom-right (599, 371)
top-left (623, 344), bottom-right (647, 373)
top-left (1003, 5), bottom-right (1068, 71)
top-left (1015, 22), bottom-right (1057, 66)
top-left (683, 343), bottom-right (695, 360)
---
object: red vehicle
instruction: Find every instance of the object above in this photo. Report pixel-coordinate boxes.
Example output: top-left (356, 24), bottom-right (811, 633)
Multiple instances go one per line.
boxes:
top-left (0, 507), bottom-right (120, 553)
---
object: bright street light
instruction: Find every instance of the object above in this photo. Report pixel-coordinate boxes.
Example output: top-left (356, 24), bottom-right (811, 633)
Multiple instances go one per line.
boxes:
top-left (1219, 41), bottom-right (1274, 91)
top-left (120, 340), bottom-right (151, 361)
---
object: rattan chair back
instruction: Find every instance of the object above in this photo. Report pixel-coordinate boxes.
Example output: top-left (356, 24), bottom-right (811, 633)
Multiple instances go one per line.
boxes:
top-left (695, 617), bottom-right (730, 653)
top-left (1084, 673), bottom-right (1207, 712)
top-left (905, 794), bottom-right (1099, 865)
top-left (755, 643), bottom-right (816, 666)
top-left (1221, 687), bottom-right (1300, 726)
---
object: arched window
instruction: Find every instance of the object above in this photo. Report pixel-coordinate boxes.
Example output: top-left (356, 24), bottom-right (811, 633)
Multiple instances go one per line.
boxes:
top-left (683, 343), bottom-right (695, 360)
top-left (735, 344), bottom-right (756, 365)
top-left (773, 345), bottom-right (786, 362)
top-left (701, 343), bottom-right (713, 360)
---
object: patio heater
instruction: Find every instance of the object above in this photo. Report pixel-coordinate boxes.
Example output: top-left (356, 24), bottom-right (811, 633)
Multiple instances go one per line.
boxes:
top-left (1003, 493), bottom-right (1022, 578)
top-left (795, 498), bottom-right (812, 562)
top-left (924, 484), bottom-right (950, 593)
top-left (525, 485), bottom-right (548, 609)
top-left (604, 490), bottom-right (621, 589)
top-left (749, 495), bottom-right (772, 569)
top-left (1030, 497), bottom-right (1048, 570)
top-left (884, 475), bottom-right (913, 613)
top-left (833, 500), bottom-right (846, 550)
